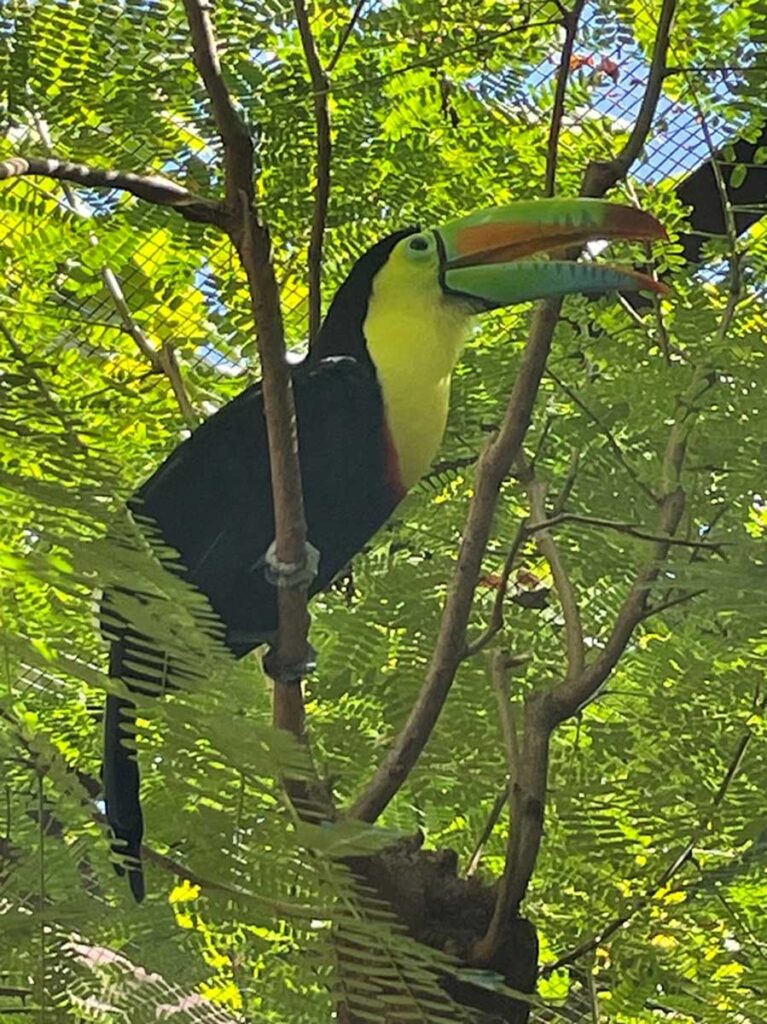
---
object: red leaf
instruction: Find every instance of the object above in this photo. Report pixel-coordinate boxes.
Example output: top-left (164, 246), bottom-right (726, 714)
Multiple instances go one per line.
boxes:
top-left (569, 53), bottom-right (594, 71)
top-left (598, 56), bottom-right (620, 83)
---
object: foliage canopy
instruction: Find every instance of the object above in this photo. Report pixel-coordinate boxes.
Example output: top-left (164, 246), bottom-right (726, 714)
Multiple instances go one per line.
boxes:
top-left (0, 0), bottom-right (765, 1021)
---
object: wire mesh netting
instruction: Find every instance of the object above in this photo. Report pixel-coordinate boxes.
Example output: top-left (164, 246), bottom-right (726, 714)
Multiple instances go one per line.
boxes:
top-left (1, 0), bottom-right (765, 1022)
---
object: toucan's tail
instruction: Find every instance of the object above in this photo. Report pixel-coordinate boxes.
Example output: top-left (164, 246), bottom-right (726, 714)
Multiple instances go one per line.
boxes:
top-left (103, 624), bottom-right (173, 903)
top-left (103, 681), bottom-right (145, 902)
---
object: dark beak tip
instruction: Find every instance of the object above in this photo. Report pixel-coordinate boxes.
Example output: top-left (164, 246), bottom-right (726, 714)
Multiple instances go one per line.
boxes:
top-left (607, 204), bottom-right (669, 244)
top-left (639, 275), bottom-right (671, 296)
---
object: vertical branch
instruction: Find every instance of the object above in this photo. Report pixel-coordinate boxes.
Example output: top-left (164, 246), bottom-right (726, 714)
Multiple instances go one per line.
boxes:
top-left (294, 0), bottom-right (332, 344)
top-left (183, 0), bottom-right (313, 728)
top-left (327, 0), bottom-right (369, 73)
top-left (544, 0), bottom-right (587, 197)
top-left (581, 0), bottom-right (677, 198)
top-left (518, 454), bottom-right (585, 680)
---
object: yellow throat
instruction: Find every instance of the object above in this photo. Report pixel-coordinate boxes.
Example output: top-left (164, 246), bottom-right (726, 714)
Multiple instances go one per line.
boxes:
top-left (364, 247), bottom-right (471, 490)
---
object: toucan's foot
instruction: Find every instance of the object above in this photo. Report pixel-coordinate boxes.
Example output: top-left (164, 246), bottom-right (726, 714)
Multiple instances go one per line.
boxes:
top-left (263, 643), bottom-right (317, 684)
top-left (263, 540), bottom-right (320, 590)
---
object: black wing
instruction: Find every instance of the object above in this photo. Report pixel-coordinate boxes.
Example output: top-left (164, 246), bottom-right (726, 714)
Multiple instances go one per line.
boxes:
top-left (124, 355), bottom-right (397, 650)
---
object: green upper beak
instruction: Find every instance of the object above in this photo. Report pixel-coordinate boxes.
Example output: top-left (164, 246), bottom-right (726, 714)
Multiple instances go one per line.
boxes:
top-left (435, 198), bottom-right (668, 308)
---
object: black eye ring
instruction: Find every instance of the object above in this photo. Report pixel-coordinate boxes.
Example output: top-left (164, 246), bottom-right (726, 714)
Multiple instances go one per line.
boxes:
top-left (409, 236), bottom-right (429, 251)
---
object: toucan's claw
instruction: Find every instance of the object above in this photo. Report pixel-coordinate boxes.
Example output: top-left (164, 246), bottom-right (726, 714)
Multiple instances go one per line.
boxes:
top-left (263, 540), bottom-right (320, 589)
top-left (263, 642), bottom-right (318, 684)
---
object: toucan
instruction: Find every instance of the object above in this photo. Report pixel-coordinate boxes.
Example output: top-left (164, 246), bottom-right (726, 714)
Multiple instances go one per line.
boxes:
top-left (101, 198), bottom-right (666, 901)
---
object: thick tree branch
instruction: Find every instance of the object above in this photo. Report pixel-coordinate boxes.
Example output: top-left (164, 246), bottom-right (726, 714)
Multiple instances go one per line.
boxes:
top-left (350, 297), bottom-right (565, 823)
top-left (181, 0), bottom-right (254, 209)
top-left (294, 0), bottom-right (332, 343)
top-left (351, 0), bottom-right (677, 834)
top-left (182, 1), bottom-right (314, 734)
top-left (487, 367), bottom-right (711, 941)
top-left (0, 156), bottom-right (227, 227)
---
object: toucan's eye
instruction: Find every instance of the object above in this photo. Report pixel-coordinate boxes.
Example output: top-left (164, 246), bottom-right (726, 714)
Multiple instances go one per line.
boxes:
top-left (407, 234), bottom-right (432, 259)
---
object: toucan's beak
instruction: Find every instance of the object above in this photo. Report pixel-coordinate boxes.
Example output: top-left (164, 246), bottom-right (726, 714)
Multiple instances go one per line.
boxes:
top-left (436, 199), bottom-right (668, 308)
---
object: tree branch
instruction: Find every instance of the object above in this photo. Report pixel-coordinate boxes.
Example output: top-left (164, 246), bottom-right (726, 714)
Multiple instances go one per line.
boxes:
top-left (181, 0), bottom-right (254, 209)
top-left (350, 0), bottom-right (678, 832)
top-left (294, 0), bottom-right (332, 343)
top-left (464, 521), bottom-right (528, 658)
top-left (468, 652), bottom-right (527, 956)
top-left (518, 454), bottom-right (585, 680)
top-left (546, 367), bottom-right (658, 502)
top-left (545, 366), bottom-right (712, 728)
top-left (526, 511), bottom-right (723, 551)
top-left (0, 324), bottom-right (88, 449)
top-left (26, 111), bottom-right (199, 429)
top-left (544, 0), bottom-right (587, 197)
top-left (182, 0), bottom-right (315, 734)
top-left (471, 0), bottom-right (680, 955)
top-left (581, 0), bottom-right (677, 198)
top-left (350, 296), bottom-right (566, 823)
top-left (465, 784), bottom-right (508, 877)
top-left (0, 156), bottom-right (228, 227)
top-left (327, 0), bottom-right (369, 73)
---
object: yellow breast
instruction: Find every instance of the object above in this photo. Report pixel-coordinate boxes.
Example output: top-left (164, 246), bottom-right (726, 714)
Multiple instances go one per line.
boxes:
top-left (363, 261), bottom-right (471, 490)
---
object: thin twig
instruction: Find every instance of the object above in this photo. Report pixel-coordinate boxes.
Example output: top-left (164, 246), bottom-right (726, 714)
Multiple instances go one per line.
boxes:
top-left (470, 652), bottom-right (524, 949)
top-left (525, 511), bottom-right (723, 551)
top-left (684, 89), bottom-right (743, 345)
top-left (489, 650), bottom-right (522, 785)
top-left (544, 0), bottom-right (586, 197)
top-left (639, 587), bottom-right (705, 620)
top-left (550, 448), bottom-right (580, 517)
top-left (0, 156), bottom-right (227, 227)
top-left (547, 367), bottom-right (658, 503)
top-left (586, 971), bottom-right (601, 1023)
top-left (518, 454), bottom-right (585, 680)
top-left (546, 367), bottom-right (710, 730)
top-left (624, 179), bottom-right (673, 364)
top-left (464, 521), bottom-right (529, 658)
top-left (25, 115), bottom-right (196, 428)
top-left (294, 0), bottom-right (332, 343)
top-left (100, 265), bottom-right (198, 427)
top-left (0, 324), bottom-right (88, 449)
top-left (465, 784), bottom-right (508, 877)
top-left (327, 0), bottom-right (369, 73)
